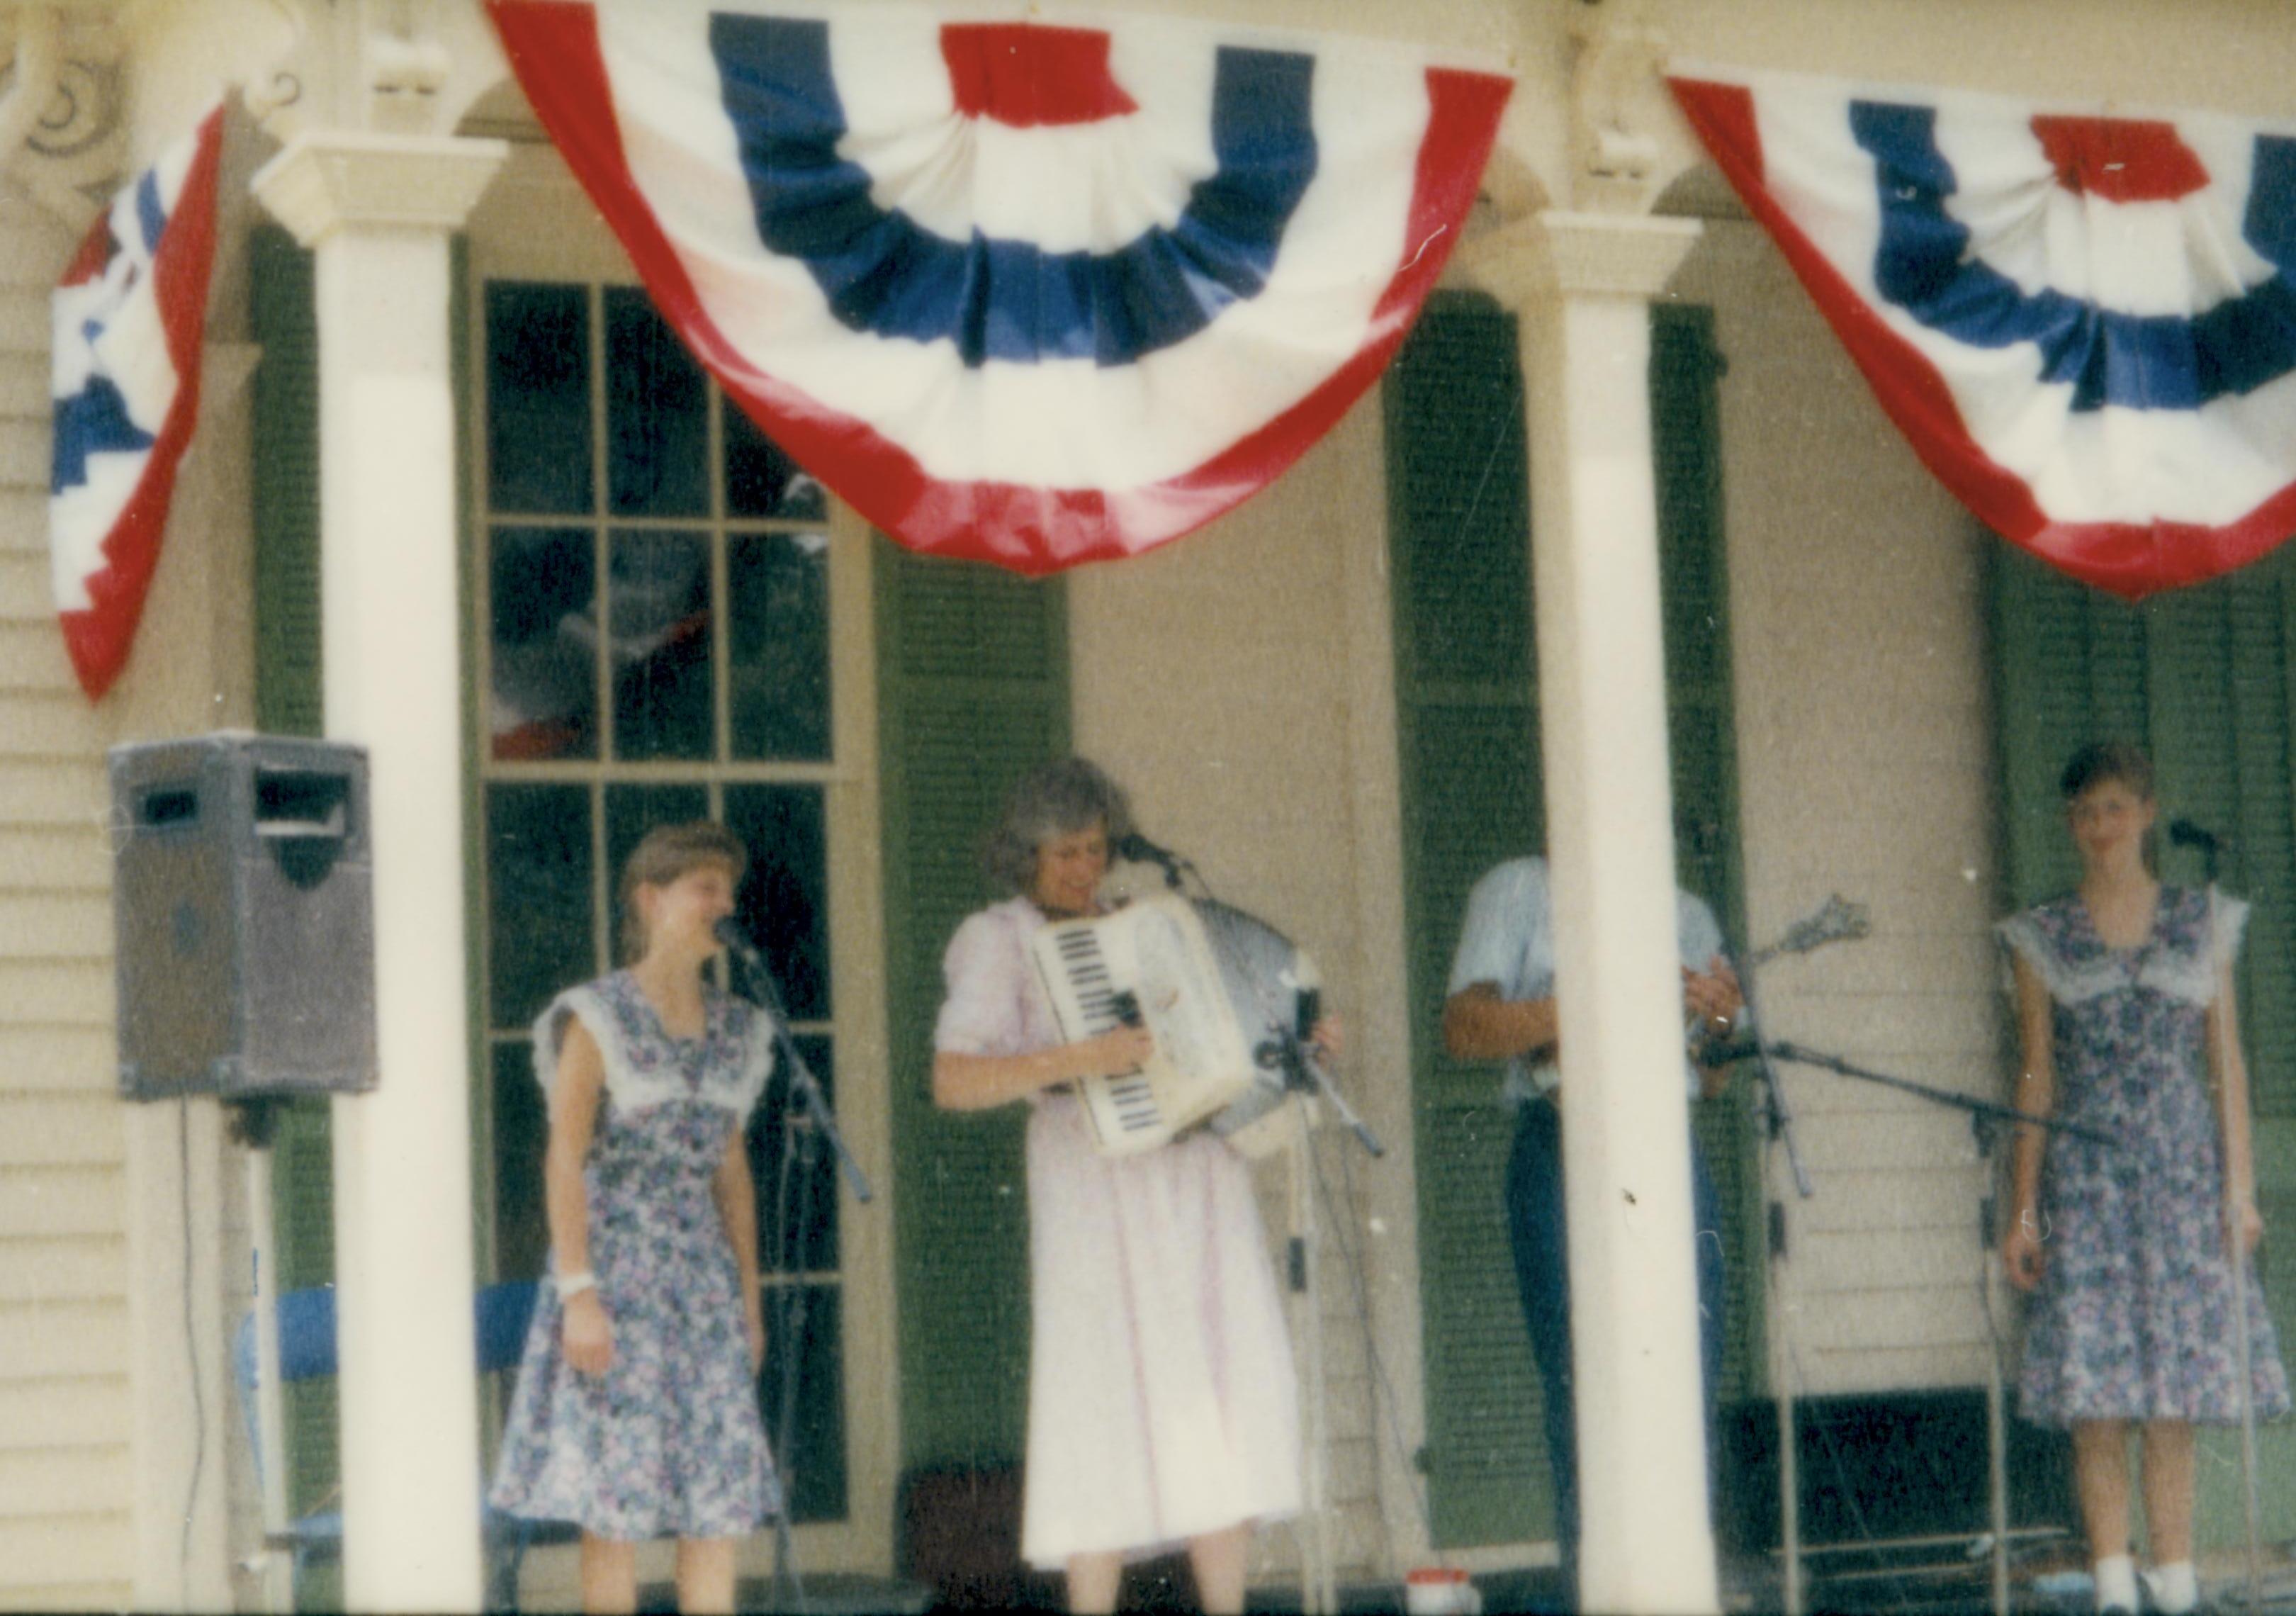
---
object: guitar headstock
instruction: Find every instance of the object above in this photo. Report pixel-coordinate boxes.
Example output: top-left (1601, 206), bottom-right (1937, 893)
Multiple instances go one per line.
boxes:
top-left (1772, 894), bottom-right (1870, 959)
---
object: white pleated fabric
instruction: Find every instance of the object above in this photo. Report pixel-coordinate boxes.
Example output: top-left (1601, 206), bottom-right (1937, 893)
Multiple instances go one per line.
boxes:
top-left (935, 898), bottom-right (1300, 1565)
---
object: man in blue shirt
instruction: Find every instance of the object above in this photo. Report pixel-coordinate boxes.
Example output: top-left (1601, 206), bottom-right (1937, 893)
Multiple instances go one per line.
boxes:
top-left (1444, 855), bottom-right (1743, 1603)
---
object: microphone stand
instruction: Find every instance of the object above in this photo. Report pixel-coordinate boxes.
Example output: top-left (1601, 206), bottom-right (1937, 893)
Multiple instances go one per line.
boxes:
top-left (1732, 948), bottom-right (1813, 1616)
top-left (718, 926), bottom-right (874, 1616)
top-left (719, 928), bottom-right (872, 1207)
top-left (1736, 1035), bottom-right (2115, 1616)
top-left (2190, 839), bottom-right (2267, 1615)
top-left (1113, 848), bottom-right (1384, 1615)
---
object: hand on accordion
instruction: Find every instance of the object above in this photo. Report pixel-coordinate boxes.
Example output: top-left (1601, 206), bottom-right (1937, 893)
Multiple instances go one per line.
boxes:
top-left (1071, 1021), bottom-right (1155, 1083)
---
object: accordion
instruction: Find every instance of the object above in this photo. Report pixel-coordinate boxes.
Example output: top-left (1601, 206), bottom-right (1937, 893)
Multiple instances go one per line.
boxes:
top-left (1029, 894), bottom-right (1320, 1159)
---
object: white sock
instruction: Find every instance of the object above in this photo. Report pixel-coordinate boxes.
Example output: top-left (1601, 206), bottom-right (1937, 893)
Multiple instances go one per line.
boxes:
top-left (2095, 1554), bottom-right (2139, 1613)
top-left (2144, 1560), bottom-right (2198, 1615)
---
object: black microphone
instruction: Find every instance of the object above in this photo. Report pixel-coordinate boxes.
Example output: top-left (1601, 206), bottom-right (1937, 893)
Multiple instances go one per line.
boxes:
top-left (2168, 819), bottom-right (2230, 855)
top-left (1113, 832), bottom-right (1191, 890)
top-left (713, 916), bottom-right (766, 971)
top-left (1113, 831), bottom-right (1179, 867)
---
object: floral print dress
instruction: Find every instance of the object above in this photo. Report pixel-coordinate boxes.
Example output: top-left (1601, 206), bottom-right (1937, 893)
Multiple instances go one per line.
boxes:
top-left (1998, 887), bottom-right (2289, 1427)
top-left (490, 970), bottom-right (782, 1538)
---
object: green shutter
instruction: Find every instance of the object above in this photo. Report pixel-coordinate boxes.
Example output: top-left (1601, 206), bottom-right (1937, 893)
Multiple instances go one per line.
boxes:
top-left (1989, 541), bottom-right (2296, 1545)
top-left (1650, 305), bottom-right (1763, 1406)
top-left (250, 225), bottom-right (322, 739)
top-left (1385, 291), bottom-right (1552, 1548)
top-left (247, 223), bottom-right (338, 1518)
top-left (877, 539), bottom-right (1069, 1471)
top-left (1387, 293), bottom-right (1760, 1547)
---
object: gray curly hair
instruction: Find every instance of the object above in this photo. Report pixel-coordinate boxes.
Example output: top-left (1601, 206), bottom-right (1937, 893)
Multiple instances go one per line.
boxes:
top-left (983, 757), bottom-right (1136, 894)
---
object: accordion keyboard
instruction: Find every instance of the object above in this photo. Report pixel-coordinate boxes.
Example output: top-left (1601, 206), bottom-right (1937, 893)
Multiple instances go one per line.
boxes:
top-left (1029, 897), bottom-right (1254, 1155)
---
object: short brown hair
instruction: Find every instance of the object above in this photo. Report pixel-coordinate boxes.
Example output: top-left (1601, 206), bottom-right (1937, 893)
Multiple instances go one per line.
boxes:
top-left (617, 821), bottom-right (747, 963)
top-left (2059, 741), bottom-right (2154, 803)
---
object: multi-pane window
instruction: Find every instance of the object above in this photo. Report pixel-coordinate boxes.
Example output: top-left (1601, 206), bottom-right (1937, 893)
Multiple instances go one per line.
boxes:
top-left (476, 279), bottom-right (846, 1520)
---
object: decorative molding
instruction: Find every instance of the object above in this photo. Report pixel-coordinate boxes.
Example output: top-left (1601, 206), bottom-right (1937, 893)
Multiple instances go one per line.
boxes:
top-left (24, 54), bottom-right (113, 158)
top-left (0, 5), bottom-right (124, 232)
top-left (1463, 208), bottom-right (1701, 310)
top-left (361, 0), bottom-right (453, 135)
top-left (1567, 13), bottom-right (1671, 215)
top-left (249, 129), bottom-right (507, 246)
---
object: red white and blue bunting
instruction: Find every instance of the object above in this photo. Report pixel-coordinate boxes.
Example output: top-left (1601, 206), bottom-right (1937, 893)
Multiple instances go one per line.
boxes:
top-left (49, 106), bottom-right (223, 700)
top-left (488, 0), bottom-right (1511, 573)
top-left (1670, 67), bottom-right (2296, 599)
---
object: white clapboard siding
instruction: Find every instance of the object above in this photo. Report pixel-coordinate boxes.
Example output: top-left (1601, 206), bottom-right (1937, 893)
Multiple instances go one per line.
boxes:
top-left (1688, 210), bottom-right (2009, 1398)
top-left (1788, 1109), bottom-right (1983, 1172)
top-left (1754, 992), bottom-right (2011, 1065)
top-left (0, 1376), bottom-right (131, 1449)
top-left (0, 697), bottom-right (105, 764)
top-left (0, 759), bottom-right (106, 826)
top-left (0, 486), bottom-right (43, 553)
top-left (1791, 1226), bottom-right (1996, 1295)
top-left (0, 1167), bottom-right (126, 1240)
top-left (0, 1583), bottom-right (134, 1614)
top-left (0, 289), bottom-right (43, 357)
top-left (0, 555), bottom-right (48, 619)
top-left (1796, 1345), bottom-right (2001, 1399)
top-left (0, 828), bottom-right (111, 893)
top-left (0, 622), bottom-right (78, 695)
top-left (1796, 1168), bottom-right (1987, 1236)
top-left (0, 962), bottom-right (115, 1028)
top-left (0, 1235), bottom-right (128, 1302)
top-left (0, 1024), bottom-right (114, 1091)
top-left (0, 1447), bottom-right (130, 1515)
top-left (0, 1094), bottom-right (120, 1166)
top-left (0, 420), bottom-right (43, 496)
top-left (0, 1301), bottom-right (132, 1377)
top-left (0, 893), bottom-right (110, 961)
top-left (0, 354), bottom-right (42, 419)
top-left (0, 1514), bottom-right (133, 1592)
top-left (1, 186), bottom-right (137, 1616)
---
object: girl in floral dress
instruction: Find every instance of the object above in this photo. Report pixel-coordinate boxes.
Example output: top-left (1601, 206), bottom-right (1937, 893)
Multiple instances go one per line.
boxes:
top-left (492, 823), bottom-right (780, 1615)
top-left (2000, 744), bottom-right (2287, 1616)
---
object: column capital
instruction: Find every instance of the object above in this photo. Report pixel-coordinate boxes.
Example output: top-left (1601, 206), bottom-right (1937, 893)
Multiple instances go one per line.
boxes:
top-left (252, 130), bottom-right (508, 248)
top-left (1463, 209), bottom-right (1702, 310)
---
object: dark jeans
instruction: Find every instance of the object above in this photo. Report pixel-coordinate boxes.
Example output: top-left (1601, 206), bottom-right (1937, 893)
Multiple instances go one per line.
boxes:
top-left (1504, 1094), bottom-right (1726, 1593)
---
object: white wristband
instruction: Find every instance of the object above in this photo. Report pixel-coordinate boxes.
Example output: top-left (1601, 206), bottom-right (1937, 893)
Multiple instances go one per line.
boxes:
top-left (553, 1269), bottom-right (597, 1301)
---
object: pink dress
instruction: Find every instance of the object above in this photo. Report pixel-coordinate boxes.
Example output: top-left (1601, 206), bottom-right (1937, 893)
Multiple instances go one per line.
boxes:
top-left (935, 897), bottom-right (1302, 1567)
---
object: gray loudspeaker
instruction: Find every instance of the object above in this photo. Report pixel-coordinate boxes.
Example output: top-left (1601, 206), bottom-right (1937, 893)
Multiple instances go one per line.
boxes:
top-left (111, 734), bottom-right (377, 1100)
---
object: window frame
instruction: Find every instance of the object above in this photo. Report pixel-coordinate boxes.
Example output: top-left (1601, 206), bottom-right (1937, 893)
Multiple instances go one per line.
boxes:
top-left (460, 143), bottom-right (898, 1573)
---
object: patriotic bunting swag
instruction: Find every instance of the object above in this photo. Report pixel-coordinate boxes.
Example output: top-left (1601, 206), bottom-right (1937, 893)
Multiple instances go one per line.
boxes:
top-left (488, 0), bottom-right (1511, 572)
top-left (1671, 69), bottom-right (2296, 599)
top-left (49, 106), bottom-right (223, 700)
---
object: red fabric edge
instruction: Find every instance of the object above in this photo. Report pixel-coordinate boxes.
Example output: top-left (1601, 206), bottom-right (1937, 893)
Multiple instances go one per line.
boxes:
top-left (58, 104), bottom-right (225, 700)
top-left (488, 0), bottom-right (1510, 573)
top-left (1666, 75), bottom-right (2296, 600)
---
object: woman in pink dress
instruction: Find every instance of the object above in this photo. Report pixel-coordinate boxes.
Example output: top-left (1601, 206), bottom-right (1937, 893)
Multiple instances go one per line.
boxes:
top-left (932, 758), bottom-right (1310, 1615)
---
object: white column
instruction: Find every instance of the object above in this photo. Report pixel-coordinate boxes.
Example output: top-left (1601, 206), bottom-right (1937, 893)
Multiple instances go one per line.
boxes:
top-left (252, 130), bottom-right (505, 1615)
top-left (1470, 209), bottom-right (1715, 1615)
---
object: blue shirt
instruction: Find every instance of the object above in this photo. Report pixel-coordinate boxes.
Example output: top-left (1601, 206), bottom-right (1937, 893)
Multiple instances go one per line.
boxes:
top-left (1446, 855), bottom-right (1728, 1104)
